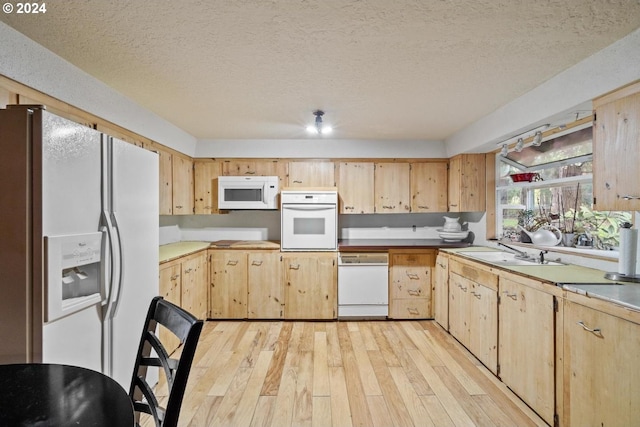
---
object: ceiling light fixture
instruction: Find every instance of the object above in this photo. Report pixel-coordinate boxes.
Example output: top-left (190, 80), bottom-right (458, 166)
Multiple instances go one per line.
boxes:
top-left (514, 137), bottom-right (524, 152)
top-left (531, 130), bottom-right (543, 146)
top-left (500, 144), bottom-right (508, 157)
top-left (306, 110), bottom-right (332, 135)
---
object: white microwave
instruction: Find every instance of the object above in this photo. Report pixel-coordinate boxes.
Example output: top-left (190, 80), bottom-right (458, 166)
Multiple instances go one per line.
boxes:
top-left (218, 176), bottom-right (279, 210)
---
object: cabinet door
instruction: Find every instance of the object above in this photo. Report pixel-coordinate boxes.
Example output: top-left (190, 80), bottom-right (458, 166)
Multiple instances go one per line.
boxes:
top-left (375, 163), bottom-right (410, 213)
top-left (247, 251), bottom-right (283, 319)
top-left (159, 264), bottom-right (181, 354)
top-left (433, 254), bottom-right (449, 329)
top-left (337, 162), bottom-right (374, 214)
top-left (410, 162), bottom-right (448, 212)
top-left (593, 86), bottom-right (640, 211)
top-left (209, 251), bottom-right (248, 318)
top-left (181, 253), bottom-right (207, 320)
top-left (448, 272), bottom-right (470, 346)
top-left (287, 161), bottom-right (335, 187)
top-left (194, 161), bottom-right (221, 214)
top-left (158, 148), bottom-right (173, 215)
top-left (563, 300), bottom-right (640, 427)
top-left (499, 277), bottom-right (555, 425)
top-left (389, 252), bottom-right (433, 319)
top-left (448, 154), bottom-right (485, 212)
top-left (469, 282), bottom-right (497, 375)
top-left (172, 155), bottom-right (194, 215)
top-left (283, 253), bottom-right (336, 319)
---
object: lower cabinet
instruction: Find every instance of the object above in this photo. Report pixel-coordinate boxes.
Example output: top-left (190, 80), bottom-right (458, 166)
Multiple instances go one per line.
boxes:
top-left (563, 299), bottom-right (640, 427)
top-left (159, 249), bottom-right (208, 353)
top-left (209, 250), bottom-right (249, 318)
top-left (282, 252), bottom-right (337, 319)
top-left (448, 258), bottom-right (498, 374)
top-left (247, 251), bottom-right (283, 319)
top-left (433, 252), bottom-right (449, 329)
top-left (498, 274), bottom-right (556, 426)
top-left (388, 250), bottom-right (435, 319)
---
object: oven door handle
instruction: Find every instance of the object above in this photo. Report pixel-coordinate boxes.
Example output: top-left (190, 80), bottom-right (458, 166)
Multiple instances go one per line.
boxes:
top-left (283, 205), bottom-right (335, 211)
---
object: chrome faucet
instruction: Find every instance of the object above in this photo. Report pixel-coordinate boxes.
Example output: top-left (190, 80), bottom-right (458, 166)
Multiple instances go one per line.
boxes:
top-left (539, 250), bottom-right (548, 264)
top-left (497, 242), bottom-right (529, 259)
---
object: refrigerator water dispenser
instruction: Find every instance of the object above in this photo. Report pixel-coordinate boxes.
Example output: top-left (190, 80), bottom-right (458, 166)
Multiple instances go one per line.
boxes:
top-left (44, 232), bottom-right (104, 322)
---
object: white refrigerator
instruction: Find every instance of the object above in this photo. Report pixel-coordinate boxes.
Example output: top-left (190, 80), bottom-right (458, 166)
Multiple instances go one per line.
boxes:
top-left (0, 105), bottom-right (158, 389)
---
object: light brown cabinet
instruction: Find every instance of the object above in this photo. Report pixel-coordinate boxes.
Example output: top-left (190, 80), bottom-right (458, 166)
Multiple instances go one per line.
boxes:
top-left (448, 154), bottom-right (486, 212)
top-left (388, 250), bottom-right (435, 319)
top-left (374, 163), bottom-right (410, 213)
top-left (180, 251), bottom-right (208, 320)
top-left (194, 160), bottom-right (222, 214)
top-left (499, 275), bottom-right (556, 425)
top-left (158, 263), bottom-right (182, 354)
top-left (282, 252), bottom-right (337, 319)
top-left (209, 250), bottom-right (248, 318)
top-left (209, 249), bottom-right (283, 319)
top-left (158, 148), bottom-right (173, 215)
top-left (593, 81), bottom-right (640, 211)
top-left (448, 258), bottom-right (498, 374)
top-left (247, 251), bottom-right (283, 319)
top-left (337, 162), bottom-right (375, 214)
top-left (172, 155), bottom-right (194, 215)
top-left (433, 252), bottom-right (449, 329)
top-left (287, 161), bottom-right (335, 187)
top-left (410, 162), bottom-right (448, 212)
top-left (222, 159), bottom-right (287, 187)
top-left (563, 299), bottom-right (640, 427)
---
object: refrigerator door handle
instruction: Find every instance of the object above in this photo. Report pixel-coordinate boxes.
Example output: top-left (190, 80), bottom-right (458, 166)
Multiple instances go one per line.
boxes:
top-left (100, 210), bottom-right (122, 321)
top-left (108, 211), bottom-right (124, 319)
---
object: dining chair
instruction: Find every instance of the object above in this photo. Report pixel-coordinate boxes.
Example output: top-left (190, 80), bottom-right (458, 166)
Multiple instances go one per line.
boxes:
top-left (129, 296), bottom-right (203, 427)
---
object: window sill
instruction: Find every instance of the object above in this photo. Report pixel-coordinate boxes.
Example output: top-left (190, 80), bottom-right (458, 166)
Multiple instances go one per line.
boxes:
top-left (505, 241), bottom-right (618, 262)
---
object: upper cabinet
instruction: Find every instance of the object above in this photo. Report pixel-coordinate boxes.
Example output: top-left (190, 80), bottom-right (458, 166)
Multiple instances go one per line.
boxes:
top-left (287, 161), bottom-right (335, 187)
top-left (374, 162), bottom-right (410, 213)
top-left (593, 81), bottom-right (640, 211)
top-left (222, 159), bottom-right (287, 186)
top-left (448, 154), bottom-right (486, 212)
top-left (157, 148), bottom-right (173, 215)
top-left (172, 155), bottom-right (194, 215)
top-left (337, 162), bottom-right (375, 214)
top-left (411, 162), bottom-right (448, 213)
top-left (194, 160), bottom-right (222, 215)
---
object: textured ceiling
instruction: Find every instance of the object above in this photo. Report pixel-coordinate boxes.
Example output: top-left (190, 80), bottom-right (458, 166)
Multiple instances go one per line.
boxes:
top-left (2, 0), bottom-right (640, 140)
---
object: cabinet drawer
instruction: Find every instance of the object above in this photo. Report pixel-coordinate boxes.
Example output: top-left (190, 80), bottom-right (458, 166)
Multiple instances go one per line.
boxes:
top-left (390, 267), bottom-right (431, 299)
top-left (389, 298), bottom-right (430, 319)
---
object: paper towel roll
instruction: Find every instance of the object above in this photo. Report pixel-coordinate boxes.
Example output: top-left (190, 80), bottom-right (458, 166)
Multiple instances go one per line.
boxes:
top-left (618, 228), bottom-right (638, 276)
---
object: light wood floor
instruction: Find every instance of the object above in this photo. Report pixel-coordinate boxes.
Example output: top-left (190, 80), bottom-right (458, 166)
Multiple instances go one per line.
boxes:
top-left (147, 320), bottom-right (547, 427)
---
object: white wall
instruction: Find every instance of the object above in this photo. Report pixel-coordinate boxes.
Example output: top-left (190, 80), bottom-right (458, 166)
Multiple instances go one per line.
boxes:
top-left (195, 138), bottom-right (446, 158)
top-left (0, 22), bottom-right (197, 156)
top-left (446, 27), bottom-right (640, 156)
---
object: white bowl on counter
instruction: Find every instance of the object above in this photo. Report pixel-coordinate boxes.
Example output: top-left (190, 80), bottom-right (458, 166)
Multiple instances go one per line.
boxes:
top-left (437, 229), bottom-right (469, 242)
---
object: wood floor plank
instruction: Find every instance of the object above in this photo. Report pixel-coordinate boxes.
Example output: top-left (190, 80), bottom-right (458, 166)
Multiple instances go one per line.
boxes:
top-left (185, 395), bottom-right (224, 427)
top-left (359, 322), bottom-right (380, 351)
top-left (208, 329), bottom-right (259, 396)
top-left (240, 322), bottom-right (270, 369)
top-left (368, 350), bottom-right (415, 427)
top-left (326, 322), bottom-right (343, 367)
top-left (399, 321), bottom-right (444, 367)
top-left (402, 350), bottom-right (434, 396)
top-left (366, 395), bottom-right (395, 427)
top-left (406, 349), bottom-right (476, 427)
top-left (313, 331), bottom-right (331, 397)
top-left (388, 366), bottom-right (435, 427)
top-left (263, 322), bottom-right (284, 351)
top-left (337, 322), bottom-right (375, 426)
top-left (370, 322), bottom-right (402, 367)
top-left (471, 394), bottom-right (518, 427)
top-left (261, 322), bottom-right (293, 396)
top-left (208, 367), bottom-right (253, 426)
top-left (300, 322), bottom-right (316, 352)
top-left (420, 395), bottom-right (455, 427)
top-left (270, 352), bottom-right (298, 427)
top-left (292, 351), bottom-right (314, 426)
top-left (312, 396), bottom-right (332, 427)
top-left (250, 396), bottom-right (276, 427)
top-left (433, 365), bottom-right (497, 427)
top-left (329, 367), bottom-right (353, 427)
top-left (349, 329), bottom-right (383, 396)
top-left (230, 350), bottom-right (274, 427)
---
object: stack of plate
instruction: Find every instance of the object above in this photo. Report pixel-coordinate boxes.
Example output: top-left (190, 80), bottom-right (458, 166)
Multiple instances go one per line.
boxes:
top-left (437, 229), bottom-right (469, 242)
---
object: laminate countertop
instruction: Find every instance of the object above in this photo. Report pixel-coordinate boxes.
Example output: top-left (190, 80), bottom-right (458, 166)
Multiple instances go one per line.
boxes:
top-left (159, 240), bottom-right (281, 264)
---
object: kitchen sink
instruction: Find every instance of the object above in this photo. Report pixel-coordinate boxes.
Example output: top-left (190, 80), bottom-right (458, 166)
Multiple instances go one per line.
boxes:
top-left (457, 251), bottom-right (564, 266)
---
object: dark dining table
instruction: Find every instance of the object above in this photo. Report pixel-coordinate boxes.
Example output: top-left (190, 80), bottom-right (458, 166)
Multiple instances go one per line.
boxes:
top-left (0, 363), bottom-right (134, 426)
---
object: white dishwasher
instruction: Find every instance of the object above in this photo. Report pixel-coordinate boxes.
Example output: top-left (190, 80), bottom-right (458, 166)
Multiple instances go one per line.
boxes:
top-left (337, 252), bottom-right (389, 318)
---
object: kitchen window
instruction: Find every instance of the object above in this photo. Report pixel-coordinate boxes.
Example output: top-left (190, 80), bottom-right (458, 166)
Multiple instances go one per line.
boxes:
top-left (496, 123), bottom-right (631, 249)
